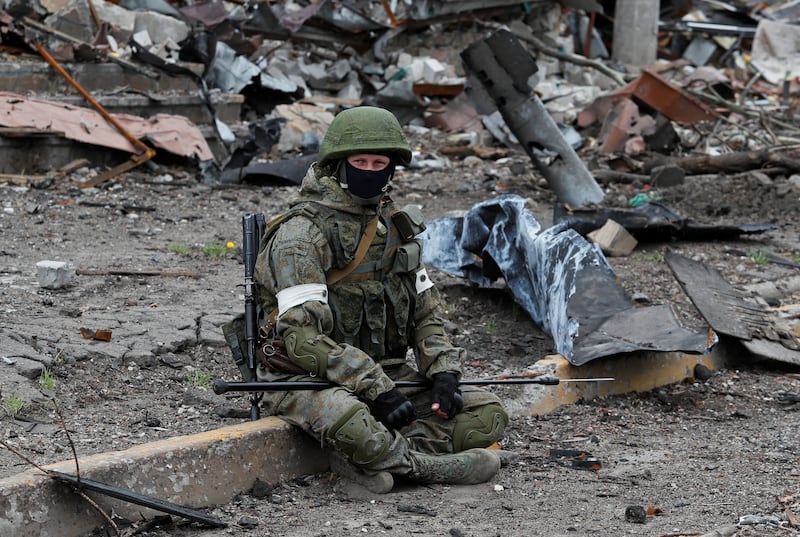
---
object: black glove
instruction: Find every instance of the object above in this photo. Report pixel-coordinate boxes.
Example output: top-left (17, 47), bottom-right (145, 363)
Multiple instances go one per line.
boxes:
top-left (432, 372), bottom-right (464, 419)
top-left (370, 388), bottom-right (416, 430)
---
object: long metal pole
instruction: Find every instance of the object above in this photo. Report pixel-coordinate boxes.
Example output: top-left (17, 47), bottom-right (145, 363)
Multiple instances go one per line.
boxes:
top-left (213, 377), bottom-right (615, 394)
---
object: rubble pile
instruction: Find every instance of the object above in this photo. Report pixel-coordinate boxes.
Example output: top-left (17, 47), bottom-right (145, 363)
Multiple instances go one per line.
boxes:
top-left (0, 0), bottom-right (797, 180)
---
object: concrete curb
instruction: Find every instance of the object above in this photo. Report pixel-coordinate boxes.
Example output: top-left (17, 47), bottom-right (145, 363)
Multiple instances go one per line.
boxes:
top-left (0, 417), bottom-right (327, 537)
top-left (0, 343), bottom-right (736, 537)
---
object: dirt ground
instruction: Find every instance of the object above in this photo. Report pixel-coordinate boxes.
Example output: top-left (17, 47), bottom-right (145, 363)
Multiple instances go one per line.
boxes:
top-left (1, 122), bottom-right (800, 537)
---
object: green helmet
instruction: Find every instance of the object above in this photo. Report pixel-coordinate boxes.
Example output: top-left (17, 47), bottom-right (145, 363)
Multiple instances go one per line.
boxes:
top-left (318, 106), bottom-right (412, 168)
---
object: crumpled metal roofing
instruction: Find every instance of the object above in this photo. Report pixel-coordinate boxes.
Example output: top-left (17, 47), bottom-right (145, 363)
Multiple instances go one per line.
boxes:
top-left (421, 194), bottom-right (714, 365)
top-left (0, 91), bottom-right (214, 161)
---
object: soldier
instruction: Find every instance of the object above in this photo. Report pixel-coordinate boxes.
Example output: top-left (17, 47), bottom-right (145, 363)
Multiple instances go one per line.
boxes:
top-left (253, 106), bottom-right (509, 493)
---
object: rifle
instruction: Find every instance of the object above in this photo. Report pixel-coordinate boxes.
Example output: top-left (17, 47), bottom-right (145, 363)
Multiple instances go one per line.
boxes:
top-left (213, 376), bottom-right (614, 395)
top-left (242, 213), bottom-right (266, 420)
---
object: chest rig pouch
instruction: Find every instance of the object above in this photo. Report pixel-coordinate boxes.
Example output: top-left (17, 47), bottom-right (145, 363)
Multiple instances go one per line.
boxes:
top-left (390, 205), bottom-right (426, 274)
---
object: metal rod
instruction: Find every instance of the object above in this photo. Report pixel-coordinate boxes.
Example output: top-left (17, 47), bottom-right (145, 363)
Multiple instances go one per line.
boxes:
top-left (34, 43), bottom-right (157, 187)
top-left (213, 377), bottom-right (615, 395)
top-left (48, 470), bottom-right (227, 528)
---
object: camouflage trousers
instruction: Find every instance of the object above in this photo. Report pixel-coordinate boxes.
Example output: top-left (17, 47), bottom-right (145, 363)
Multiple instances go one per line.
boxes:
top-left (257, 363), bottom-right (505, 475)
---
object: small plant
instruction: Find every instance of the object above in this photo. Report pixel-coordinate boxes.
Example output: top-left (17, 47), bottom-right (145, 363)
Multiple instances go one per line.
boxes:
top-left (486, 318), bottom-right (496, 335)
top-left (52, 348), bottom-right (65, 368)
top-left (39, 368), bottom-right (54, 390)
top-left (202, 243), bottom-right (227, 257)
top-left (3, 394), bottom-right (27, 418)
top-left (187, 370), bottom-right (214, 388)
top-left (167, 242), bottom-right (189, 255)
top-left (750, 251), bottom-right (769, 266)
top-left (633, 251), bottom-right (664, 263)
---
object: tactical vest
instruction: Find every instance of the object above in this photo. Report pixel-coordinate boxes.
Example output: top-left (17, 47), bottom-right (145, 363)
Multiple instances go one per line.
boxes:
top-left (257, 199), bottom-right (427, 364)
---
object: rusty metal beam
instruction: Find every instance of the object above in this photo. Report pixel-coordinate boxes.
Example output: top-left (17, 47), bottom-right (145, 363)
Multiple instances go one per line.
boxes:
top-left (623, 69), bottom-right (720, 124)
top-left (34, 43), bottom-right (156, 187)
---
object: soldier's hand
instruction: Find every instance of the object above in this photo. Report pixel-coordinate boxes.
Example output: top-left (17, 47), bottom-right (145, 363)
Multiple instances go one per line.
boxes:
top-left (431, 372), bottom-right (463, 420)
top-left (370, 388), bottom-right (416, 430)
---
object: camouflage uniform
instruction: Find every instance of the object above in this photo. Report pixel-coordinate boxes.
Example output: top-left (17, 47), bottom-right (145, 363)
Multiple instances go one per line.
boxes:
top-left (252, 107), bottom-right (508, 482)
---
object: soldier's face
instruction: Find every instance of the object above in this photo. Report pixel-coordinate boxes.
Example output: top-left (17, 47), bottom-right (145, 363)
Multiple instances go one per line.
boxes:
top-left (346, 154), bottom-right (392, 171)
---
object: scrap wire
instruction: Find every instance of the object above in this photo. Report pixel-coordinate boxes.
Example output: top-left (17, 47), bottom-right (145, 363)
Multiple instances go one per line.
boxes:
top-left (689, 84), bottom-right (800, 134)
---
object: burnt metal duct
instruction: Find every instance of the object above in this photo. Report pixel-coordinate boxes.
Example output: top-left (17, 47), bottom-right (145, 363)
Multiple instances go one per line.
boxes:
top-left (461, 29), bottom-right (605, 209)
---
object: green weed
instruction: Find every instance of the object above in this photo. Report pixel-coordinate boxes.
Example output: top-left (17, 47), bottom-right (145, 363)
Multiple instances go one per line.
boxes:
top-left (750, 251), bottom-right (769, 266)
top-left (52, 348), bottom-right (65, 368)
top-left (187, 370), bottom-right (214, 388)
top-left (2, 394), bottom-right (27, 418)
top-left (633, 251), bottom-right (664, 263)
top-left (39, 368), bottom-right (54, 390)
top-left (167, 243), bottom-right (189, 255)
top-left (202, 243), bottom-right (227, 257)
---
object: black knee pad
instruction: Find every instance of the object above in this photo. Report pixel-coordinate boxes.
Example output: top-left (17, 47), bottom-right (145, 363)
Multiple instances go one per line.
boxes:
top-left (452, 403), bottom-right (509, 452)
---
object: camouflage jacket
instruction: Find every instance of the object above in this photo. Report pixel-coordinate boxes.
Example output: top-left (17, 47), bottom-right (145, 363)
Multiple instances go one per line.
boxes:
top-left (254, 164), bottom-right (464, 401)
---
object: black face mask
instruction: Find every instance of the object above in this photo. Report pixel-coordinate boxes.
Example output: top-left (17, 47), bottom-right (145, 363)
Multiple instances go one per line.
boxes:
top-left (339, 158), bottom-right (396, 205)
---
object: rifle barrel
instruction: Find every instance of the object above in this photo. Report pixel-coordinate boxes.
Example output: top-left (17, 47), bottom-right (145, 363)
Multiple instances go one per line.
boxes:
top-left (213, 377), bottom-right (614, 395)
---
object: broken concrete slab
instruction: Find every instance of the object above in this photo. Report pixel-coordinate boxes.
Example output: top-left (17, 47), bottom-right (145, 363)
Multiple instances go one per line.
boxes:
top-left (587, 219), bottom-right (638, 256)
top-left (267, 103), bottom-right (335, 154)
top-left (0, 418), bottom-right (328, 537)
top-left (0, 304), bottom-right (237, 404)
top-left (43, 0), bottom-right (118, 44)
top-left (50, 92), bottom-right (244, 126)
top-left (0, 366), bottom-right (49, 407)
top-left (131, 9), bottom-right (189, 49)
top-left (206, 41), bottom-right (299, 96)
top-left (0, 60), bottom-right (202, 94)
top-left (750, 19), bottom-right (800, 85)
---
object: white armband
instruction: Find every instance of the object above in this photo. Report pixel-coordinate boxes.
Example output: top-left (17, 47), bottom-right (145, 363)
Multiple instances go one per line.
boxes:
top-left (415, 267), bottom-right (434, 294)
top-left (276, 283), bottom-right (329, 317)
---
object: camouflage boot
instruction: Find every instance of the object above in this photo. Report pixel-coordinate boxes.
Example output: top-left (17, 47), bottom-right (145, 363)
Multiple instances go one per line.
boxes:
top-left (406, 448), bottom-right (501, 485)
top-left (329, 450), bottom-right (394, 494)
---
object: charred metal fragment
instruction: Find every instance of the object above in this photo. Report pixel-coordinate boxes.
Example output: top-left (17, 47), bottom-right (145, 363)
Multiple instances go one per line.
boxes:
top-left (461, 29), bottom-right (604, 208)
top-left (553, 202), bottom-right (779, 242)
